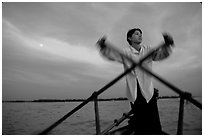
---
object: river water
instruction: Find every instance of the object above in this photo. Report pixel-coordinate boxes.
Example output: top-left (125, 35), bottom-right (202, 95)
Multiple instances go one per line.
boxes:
top-left (2, 97), bottom-right (202, 135)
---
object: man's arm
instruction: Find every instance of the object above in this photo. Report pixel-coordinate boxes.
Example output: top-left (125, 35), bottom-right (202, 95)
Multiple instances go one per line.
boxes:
top-left (96, 37), bottom-right (124, 63)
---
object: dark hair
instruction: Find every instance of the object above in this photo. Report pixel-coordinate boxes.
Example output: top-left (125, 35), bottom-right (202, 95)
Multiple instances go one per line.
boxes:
top-left (127, 28), bottom-right (142, 45)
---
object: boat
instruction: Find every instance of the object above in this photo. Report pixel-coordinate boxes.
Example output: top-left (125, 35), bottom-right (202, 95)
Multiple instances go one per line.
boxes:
top-left (38, 38), bottom-right (201, 135)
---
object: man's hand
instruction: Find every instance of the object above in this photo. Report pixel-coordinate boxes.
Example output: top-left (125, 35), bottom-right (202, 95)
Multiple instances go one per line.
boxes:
top-left (162, 33), bottom-right (174, 47)
top-left (96, 36), bottom-right (107, 50)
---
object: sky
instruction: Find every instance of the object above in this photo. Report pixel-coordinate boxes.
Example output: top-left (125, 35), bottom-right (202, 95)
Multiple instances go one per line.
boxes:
top-left (2, 2), bottom-right (202, 100)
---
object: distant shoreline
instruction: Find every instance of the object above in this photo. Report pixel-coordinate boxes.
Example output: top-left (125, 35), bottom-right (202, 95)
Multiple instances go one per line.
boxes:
top-left (2, 96), bottom-right (188, 103)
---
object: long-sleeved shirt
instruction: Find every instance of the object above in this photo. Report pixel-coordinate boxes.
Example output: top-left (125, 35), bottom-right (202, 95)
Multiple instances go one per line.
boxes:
top-left (100, 44), bottom-right (171, 103)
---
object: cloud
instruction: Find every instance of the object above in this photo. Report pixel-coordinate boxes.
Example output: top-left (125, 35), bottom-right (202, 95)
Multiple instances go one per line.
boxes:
top-left (3, 17), bottom-right (110, 65)
top-left (3, 17), bottom-right (115, 93)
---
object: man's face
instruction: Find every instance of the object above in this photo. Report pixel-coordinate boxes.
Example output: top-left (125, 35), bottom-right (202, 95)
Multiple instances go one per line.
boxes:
top-left (130, 30), bottom-right (142, 44)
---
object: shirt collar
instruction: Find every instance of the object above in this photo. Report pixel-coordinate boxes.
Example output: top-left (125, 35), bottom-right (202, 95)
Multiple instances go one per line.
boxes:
top-left (129, 45), bottom-right (143, 54)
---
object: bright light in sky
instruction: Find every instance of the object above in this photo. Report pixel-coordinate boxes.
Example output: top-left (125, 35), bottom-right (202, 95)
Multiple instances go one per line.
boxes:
top-left (39, 43), bottom-right (44, 47)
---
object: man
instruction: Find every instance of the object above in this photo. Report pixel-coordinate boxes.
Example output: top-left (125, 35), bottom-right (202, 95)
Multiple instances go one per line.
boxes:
top-left (96, 28), bottom-right (174, 134)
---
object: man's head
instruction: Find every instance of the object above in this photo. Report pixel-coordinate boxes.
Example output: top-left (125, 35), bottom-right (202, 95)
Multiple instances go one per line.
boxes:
top-left (127, 28), bottom-right (143, 45)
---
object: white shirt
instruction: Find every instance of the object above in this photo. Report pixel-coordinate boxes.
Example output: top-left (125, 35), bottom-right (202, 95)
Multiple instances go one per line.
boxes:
top-left (100, 44), bottom-right (171, 103)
